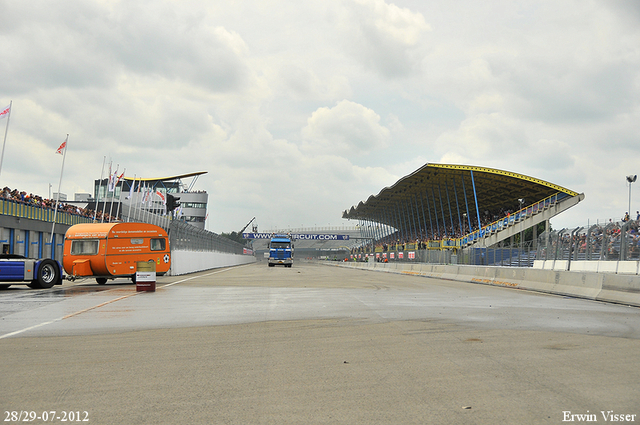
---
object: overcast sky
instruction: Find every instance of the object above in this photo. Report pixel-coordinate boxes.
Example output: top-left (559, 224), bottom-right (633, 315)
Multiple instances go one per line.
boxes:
top-left (1, 0), bottom-right (639, 233)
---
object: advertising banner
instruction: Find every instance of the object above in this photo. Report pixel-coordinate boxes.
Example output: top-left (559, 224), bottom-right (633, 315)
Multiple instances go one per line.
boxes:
top-left (243, 233), bottom-right (349, 240)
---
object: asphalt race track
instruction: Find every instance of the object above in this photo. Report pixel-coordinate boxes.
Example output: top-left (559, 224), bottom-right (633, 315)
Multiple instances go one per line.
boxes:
top-left (1, 261), bottom-right (639, 424)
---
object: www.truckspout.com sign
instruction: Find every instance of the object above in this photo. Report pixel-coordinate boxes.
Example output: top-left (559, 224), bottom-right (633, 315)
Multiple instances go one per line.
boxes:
top-left (243, 233), bottom-right (350, 240)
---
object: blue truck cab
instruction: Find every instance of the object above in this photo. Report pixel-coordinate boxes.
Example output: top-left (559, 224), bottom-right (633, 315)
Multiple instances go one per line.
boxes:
top-left (0, 254), bottom-right (63, 289)
top-left (268, 234), bottom-right (294, 267)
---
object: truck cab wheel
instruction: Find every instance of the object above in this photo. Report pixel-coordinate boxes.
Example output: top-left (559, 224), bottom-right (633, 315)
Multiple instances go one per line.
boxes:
top-left (96, 277), bottom-right (108, 285)
top-left (29, 259), bottom-right (60, 289)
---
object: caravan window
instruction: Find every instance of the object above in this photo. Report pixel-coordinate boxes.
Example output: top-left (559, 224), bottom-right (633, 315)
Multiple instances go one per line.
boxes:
top-left (150, 238), bottom-right (166, 251)
top-left (70, 240), bottom-right (99, 255)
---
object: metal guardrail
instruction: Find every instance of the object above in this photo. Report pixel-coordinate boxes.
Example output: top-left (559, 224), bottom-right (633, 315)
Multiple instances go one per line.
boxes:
top-left (535, 219), bottom-right (640, 262)
top-left (357, 243), bottom-right (537, 267)
top-left (168, 220), bottom-right (244, 254)
top-left (123, 204), bottom-right (245, 254)
top-left (0, 198), bottom-right (94, 226)
top-left (0, 198), bottom-right (246, 255)
top-left (459, 193), bottom-right (565, 246)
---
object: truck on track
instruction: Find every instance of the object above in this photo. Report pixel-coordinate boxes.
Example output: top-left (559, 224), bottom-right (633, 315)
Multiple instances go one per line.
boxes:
top-left (63, 222), bottom-right (171, 284)
top-left (268, 234), bottom-right (294, 267)
top-left (0, 254), bottom-right (64, 289)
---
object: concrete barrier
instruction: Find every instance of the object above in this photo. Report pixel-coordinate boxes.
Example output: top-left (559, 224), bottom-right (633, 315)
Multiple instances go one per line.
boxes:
top-left (170, 250), bottom-right (256, 275)
top-left (326, 261), bottom-right (640, 308)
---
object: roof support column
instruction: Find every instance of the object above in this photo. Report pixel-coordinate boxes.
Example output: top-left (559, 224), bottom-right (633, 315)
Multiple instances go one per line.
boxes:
top-left (419, 193), bottom-right (429, 240)
top-left (414, 194), bottom-right (425, 241)
top-left (360, 218), bottom-right (370, 250)
top-left (431, 187), bottom-right (441, 239)
top-left (391, 204), bottom-right (401, 246)
top-left (398, 201), bottom-right (408, 244)
top-left (461, 174), bottom-right (473, 233)
top-left (445, 180), bottom-right (455, 238)
top-left (422, 191), bottom-right (434, 239)
top-left (384, 207), bottom-right (395, 245)
top-left (366, 217), bottom-right (376, 250)
top-left (405, 199), bottom-right (415, 243)
top-left (431, 187), bottom-right (441, 240)
top-left (409, 197), bottom-right (419, 242)
top-left (374, 214), bottom-right (383, 246)
top-left (470, 170), bottom-right (482, 231)
top-left (381, 207), bottom-right (390, 245)
top-left (437, 185), bottom-right (447, 238)
top-left (452, 177), bottom-right (463, 237)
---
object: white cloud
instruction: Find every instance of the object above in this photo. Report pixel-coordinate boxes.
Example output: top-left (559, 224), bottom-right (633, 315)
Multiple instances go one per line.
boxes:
top-left (342, 0), bottom-right (431, 78)
top-left (301, 100), bottom-right (391, 155)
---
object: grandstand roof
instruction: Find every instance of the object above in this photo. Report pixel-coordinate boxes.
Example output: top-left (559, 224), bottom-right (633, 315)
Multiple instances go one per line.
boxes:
top-left (342, 163), bottom-right (579, 225)
top-left (123, 171), bottom-right (207, 182)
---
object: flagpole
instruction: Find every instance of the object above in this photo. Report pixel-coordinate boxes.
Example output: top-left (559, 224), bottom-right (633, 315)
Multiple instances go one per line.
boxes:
top-left (108, 164), bottom-right (118, 221)
top-left (94, 156), bottom-right (106, 222)
top-left (127, 174), bottom-right (136, 222)
top-left (50, 134), bottom-right (68, 249)
top-left (0, 100), bottom-right (12, 178)
top-left (115, 168), bottom-right (125, 221)
top-left (102, 160), bottom-right (112, 222)
top-left (133, 178), bottom-right (140, 222)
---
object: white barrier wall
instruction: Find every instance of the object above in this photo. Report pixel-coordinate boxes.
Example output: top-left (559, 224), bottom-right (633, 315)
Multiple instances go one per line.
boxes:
top-left (329, 261), bottom-right (640, 307)
top-left (533, 259), bottom-right (640, 275)
top-left (170, 250), bottom-right (256, 275)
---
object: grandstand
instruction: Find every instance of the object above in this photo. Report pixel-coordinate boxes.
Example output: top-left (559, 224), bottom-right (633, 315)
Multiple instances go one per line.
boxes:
top-left (343, 163), bottom-right (585, 265)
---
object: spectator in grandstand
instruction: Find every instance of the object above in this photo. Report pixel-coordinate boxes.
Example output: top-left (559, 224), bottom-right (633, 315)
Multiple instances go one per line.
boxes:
top-left (1, 185), bottom-right (119, 222)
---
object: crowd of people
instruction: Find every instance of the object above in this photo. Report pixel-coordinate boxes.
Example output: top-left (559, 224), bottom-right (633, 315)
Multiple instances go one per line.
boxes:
top-left (1, 186), bottom-right (118, 222)
top-left (353, 205), bottom-right (519, 254)
top-left (548, 215), bottom-right (640, 261)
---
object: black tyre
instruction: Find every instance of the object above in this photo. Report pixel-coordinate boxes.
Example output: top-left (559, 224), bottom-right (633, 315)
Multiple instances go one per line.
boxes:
top-left (96, 277), bottom-right (108, 285)
top-left (0, 284), bottom-right (11, 290)
top-left (30, 259), bottom-right (60, 289)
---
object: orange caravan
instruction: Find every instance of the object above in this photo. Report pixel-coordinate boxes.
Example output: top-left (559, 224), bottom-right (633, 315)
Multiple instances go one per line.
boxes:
top-left (63, 222), bottom-right (170, 284)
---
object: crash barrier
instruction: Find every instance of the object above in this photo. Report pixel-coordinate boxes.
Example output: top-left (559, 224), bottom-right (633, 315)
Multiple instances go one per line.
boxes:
top-left (325, 260), bottom-right (640, 308)
top-left (533, 260), bottom-right (640, 275)
top-left (0, 198), bottom-right (94, 226)
top-left (536, 219), bottom-right (640, 262)
top-left (167, 220), bottom-right (255, 275)
top-left (170, 250), bottom-right (255, 275)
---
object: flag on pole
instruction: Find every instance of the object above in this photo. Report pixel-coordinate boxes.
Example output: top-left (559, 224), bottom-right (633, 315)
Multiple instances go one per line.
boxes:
top-left (0, 104), bottom-right (10, 120)
top-left (128, 175), bottom-right (136, 200)
top-left (156, 190), bottom-right (166, 215)
top-left (50, 134), bottom-right (68, 244)
top-left (55, 138), bottom-right (67, 155)
top-left (108, 166), bottom-right (118, 192)
top-left (0, 101), bottom-right (12, 178)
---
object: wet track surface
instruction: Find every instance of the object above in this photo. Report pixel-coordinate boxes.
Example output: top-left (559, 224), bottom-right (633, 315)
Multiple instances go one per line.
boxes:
top-left (2, 262), bottom-right (639, 339)
top-left (1, 261), bottom-right (639, 424)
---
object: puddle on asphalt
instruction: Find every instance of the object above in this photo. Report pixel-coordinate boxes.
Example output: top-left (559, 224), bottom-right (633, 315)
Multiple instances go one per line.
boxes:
top-left (29, 282), bottom-right (135, 298)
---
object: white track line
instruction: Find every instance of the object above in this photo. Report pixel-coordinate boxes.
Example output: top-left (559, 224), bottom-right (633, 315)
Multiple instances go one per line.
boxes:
top-left (0, 265), bottom-right (249, 339)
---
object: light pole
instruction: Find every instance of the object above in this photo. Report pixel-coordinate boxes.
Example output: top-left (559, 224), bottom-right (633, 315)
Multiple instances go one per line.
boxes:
top-left (627, 175), bottom-right (637, 220)
top-left (518, 198), bottom-right (525, 266)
